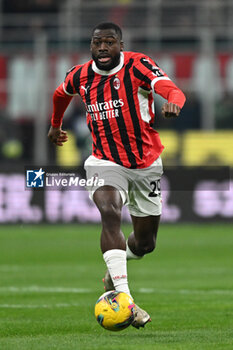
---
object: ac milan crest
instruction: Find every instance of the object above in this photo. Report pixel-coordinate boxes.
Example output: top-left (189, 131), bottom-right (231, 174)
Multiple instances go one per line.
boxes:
top-left (113, 77), bottom-right (121, 90)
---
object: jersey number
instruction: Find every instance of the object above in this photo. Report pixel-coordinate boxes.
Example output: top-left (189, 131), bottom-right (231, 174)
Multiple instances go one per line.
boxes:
top-left (148, 180), bottom-right (161, 197)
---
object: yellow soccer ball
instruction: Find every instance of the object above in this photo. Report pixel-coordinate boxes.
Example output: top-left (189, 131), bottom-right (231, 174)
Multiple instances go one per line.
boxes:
top-left (94, 290), bottom-right (135, 331)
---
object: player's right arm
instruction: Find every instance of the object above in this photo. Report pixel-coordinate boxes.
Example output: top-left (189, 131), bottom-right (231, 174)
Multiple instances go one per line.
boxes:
top-left (48, 65), bottom-right (81, 146)
top-left (48, 83), bottom-right (73, 146)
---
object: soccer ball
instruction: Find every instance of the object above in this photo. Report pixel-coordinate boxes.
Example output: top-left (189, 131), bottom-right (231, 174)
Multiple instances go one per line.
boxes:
top-left (94, 290), bottom-right (135, 331)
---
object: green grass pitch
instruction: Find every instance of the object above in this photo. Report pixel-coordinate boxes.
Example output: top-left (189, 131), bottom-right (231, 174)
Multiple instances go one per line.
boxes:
top-left (0, 223), bottom-right (233, 350)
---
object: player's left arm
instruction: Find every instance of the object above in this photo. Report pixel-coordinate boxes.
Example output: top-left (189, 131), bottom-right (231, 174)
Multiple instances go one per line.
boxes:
top-left (133, 55), bottom-right (186, 118)
top-left (154, 79), bottom-right (186, 118)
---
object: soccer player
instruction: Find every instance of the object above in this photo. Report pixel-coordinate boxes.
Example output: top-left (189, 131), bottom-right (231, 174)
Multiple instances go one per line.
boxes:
top-left (48, 22), bottom-right (186, 329)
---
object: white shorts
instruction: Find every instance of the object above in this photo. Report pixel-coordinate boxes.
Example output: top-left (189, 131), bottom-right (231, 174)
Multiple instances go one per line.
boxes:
top-left (84, 155), bottom-right (163, 217)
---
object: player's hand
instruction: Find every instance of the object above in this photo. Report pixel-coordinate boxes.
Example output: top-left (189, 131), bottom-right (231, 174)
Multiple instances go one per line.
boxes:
top-left (162, 103), bottom-right (180, 118)
top-left (48, 126), bottom-right (68, 146)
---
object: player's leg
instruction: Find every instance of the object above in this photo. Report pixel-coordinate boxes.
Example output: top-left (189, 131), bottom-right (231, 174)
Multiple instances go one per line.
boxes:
top-left (127, 214), bottom-right (160, 258)
top-left (93, 185), bottom-right (125, 253)
top-left (93, 185), bottom-right (131, 296)
top-left (126, 156), bottom-right (162, 258)
top-left (125, 215), bottom-right (160, 328)
top-left (84, 156), bottom-right (151, 328)
top-left (94, 186), bottom-right (152, 329)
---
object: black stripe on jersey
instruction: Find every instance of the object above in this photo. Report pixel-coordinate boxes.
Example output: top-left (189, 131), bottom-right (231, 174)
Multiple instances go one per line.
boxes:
top-left (133, 66), bottom-right (152, 86)
top-left (72, 67), bottom-right (82, 94)
top-left (124, 59), bottom-right (143, 160)
top-left (85, 65), bottom-right (94, 105)
top-left (86, 65), bottom-right (107, 160)
top-left (65, 66), bottom-right (76, 78)
top-left (87, 120), bottom-right (96, 152)
top-left (97, 76), bottom-right (123, 166)
top-left (140, 86), bottom-right (151, 92)
top-left (65, 66), bottom-right (77, 94)
top-left (110, 76), bottom-right (137, 169)
top-left (66, 81), bottom-right (75, 95)
top-left (140, 58), bottom-right (164, 77)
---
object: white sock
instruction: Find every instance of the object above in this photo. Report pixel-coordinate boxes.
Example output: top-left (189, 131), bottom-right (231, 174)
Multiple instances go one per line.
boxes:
top-left (103, 249), bottom-right (131, 297)
top-left (126, 240), bottom-right (143, 260)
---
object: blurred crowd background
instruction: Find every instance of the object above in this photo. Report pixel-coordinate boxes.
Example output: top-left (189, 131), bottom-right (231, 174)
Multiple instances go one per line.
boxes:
top-left (0, 0), bottom-right (233, 167)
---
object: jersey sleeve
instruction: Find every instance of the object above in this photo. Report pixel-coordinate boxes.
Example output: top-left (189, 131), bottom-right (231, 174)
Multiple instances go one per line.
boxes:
top-left (51, 83), bottom-right (73, 128)
top-left (133, 54), bottom-right (186, 108)
top-left (63, 65), bottom-right (82, 96)
top-left (51, 65), bottom-right (83, 127)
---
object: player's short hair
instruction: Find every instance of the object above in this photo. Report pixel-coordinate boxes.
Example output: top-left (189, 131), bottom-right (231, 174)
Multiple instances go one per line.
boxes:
top-left (92, 22), bottom-right (123, 40)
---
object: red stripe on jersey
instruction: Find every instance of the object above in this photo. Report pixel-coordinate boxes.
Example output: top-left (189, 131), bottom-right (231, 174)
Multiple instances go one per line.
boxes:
top-left (82, 64), bottom-right (110, 161)
top-left (123, 59), bottom-right (144, 162)
top-left (97, 75), bottom-right (123, 165)
top-left (109, 73), bottom-right (137, 168)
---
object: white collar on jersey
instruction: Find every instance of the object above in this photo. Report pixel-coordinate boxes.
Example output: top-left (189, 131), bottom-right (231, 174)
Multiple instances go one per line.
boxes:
top-left (92, 52), bottom-right (124, 76)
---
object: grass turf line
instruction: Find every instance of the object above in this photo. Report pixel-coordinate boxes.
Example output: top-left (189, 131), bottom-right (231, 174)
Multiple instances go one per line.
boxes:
top-left (0, 223), bottom-right (232, 350)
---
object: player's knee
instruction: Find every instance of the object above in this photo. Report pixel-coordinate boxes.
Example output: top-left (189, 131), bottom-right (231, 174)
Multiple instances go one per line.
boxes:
top-left (99, 203), bottom-right (121, 222)
top-left (138, 238), bottom-right (156, 255)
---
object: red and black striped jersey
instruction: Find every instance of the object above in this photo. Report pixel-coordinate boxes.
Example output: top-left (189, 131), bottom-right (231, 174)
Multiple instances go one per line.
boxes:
top-left (51, 51), bottom-right (186, 169)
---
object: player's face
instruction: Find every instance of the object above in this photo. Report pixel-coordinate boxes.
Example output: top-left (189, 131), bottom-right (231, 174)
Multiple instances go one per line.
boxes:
top-left (91, 29), bottom-right (123, 71)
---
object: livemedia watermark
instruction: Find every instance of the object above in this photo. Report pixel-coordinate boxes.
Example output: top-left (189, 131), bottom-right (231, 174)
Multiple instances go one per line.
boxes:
top-left (25, 167), bottom-right (104, 190)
